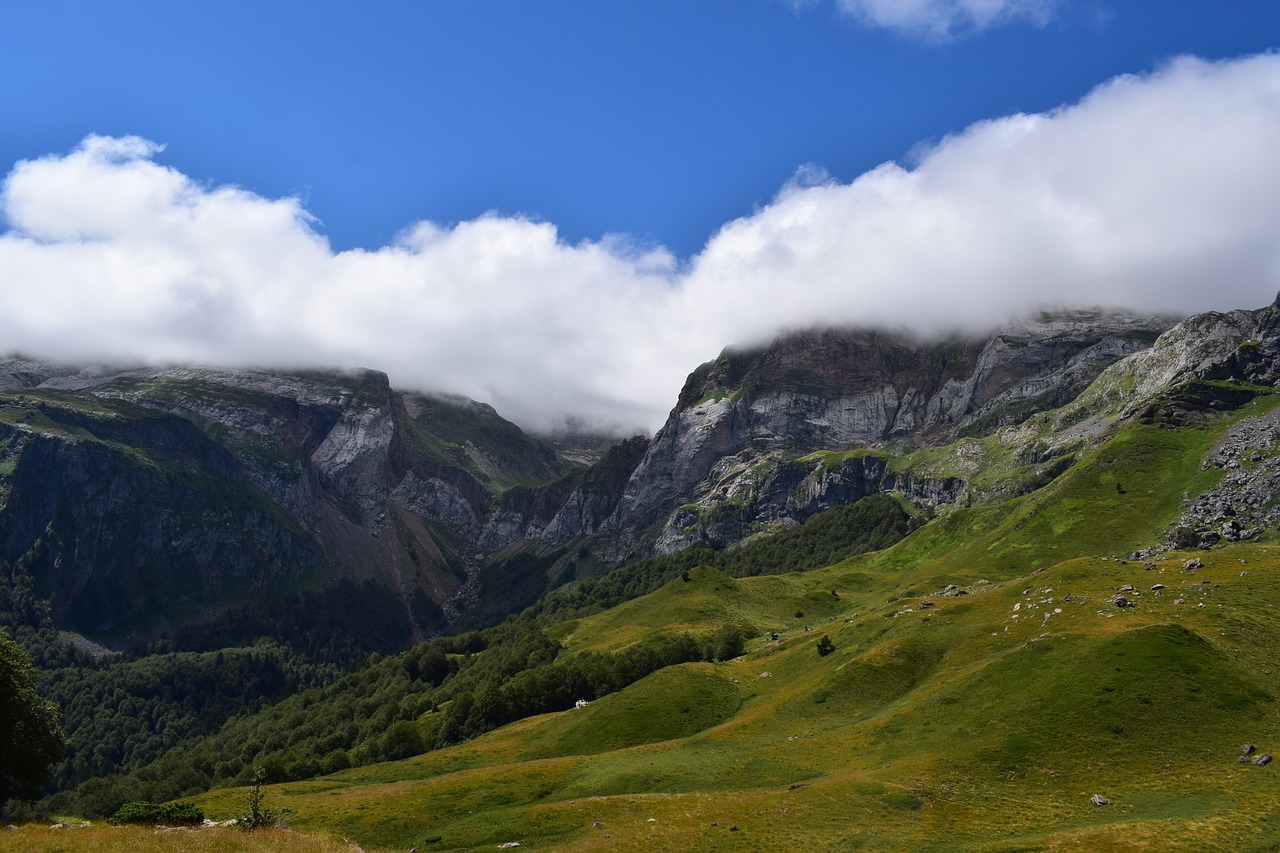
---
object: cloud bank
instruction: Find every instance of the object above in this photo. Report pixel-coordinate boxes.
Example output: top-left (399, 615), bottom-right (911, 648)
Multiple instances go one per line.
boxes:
top-left (3, 53), bottom-right (1280, 434)
top-left (830, 0), bottom-right (1059, 40)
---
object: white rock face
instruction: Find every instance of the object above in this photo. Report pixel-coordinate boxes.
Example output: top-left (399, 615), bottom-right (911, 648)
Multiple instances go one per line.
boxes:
top-left (311, 403), bottom-right (395, 515)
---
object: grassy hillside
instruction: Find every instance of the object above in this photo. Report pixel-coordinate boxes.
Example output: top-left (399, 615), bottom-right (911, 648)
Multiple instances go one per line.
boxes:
top-left (174, 544), bottom-right (1280, 851)
top-left (143, 406), bottom-right (1280, 852)
top-left (0, 824), bottom-right (352, 852)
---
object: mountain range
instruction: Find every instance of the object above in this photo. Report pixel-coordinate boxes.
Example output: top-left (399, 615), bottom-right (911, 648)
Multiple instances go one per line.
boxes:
top-left (5, 295), bottom-right (1280, 849)
top-left (0, 305), bottom-right (1188, 649)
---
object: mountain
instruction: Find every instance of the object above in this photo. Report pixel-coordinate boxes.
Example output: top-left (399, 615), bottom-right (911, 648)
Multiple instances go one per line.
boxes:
top-left (0, 364), bottom-right (575, 651)
top-left (607, 308), bottom-right (1180, 555)
top-left (55, 295), bottom-right (1280, 850)
top-left (443, 308), bottom-right (1192, 619)
top-left (10, 296), bottom-right (1280, 848)
top-left (14, 296), bottom-right (1280, 654)
top-left (0, 307), bottom-right (1212, 650)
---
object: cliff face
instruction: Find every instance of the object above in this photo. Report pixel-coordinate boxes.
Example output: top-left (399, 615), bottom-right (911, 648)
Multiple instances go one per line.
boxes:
top-left (0, 400), bottom-right (321, 631)
top-left (0, 365), bottom-right (592, 642)
top-left (7, 298), bottom-right (1280, 640)
top-left (609, 310), bottom-right (1182, 552)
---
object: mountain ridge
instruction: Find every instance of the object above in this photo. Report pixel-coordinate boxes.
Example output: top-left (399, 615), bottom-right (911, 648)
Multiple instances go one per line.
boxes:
top-left (5, 299), bottom-right (1277, 650)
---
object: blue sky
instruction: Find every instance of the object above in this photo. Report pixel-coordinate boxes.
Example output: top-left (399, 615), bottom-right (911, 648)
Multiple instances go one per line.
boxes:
top-left (2, 2), bottom-right (1280, 431)
top-left (5, 0), bottom-right (1277, 257)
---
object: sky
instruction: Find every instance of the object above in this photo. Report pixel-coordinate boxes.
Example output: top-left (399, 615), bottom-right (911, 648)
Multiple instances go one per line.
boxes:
top-left (2, 1), bottom-right (1280, 434)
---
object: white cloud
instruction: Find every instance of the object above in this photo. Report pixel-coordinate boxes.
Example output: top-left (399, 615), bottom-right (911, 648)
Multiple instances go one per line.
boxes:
top-left (833, 0), bottom-right (1059, 40)
top-left (682, 53), bottom-right (1280, 343)
top-left (3, 53), bottom-right (1280, 434)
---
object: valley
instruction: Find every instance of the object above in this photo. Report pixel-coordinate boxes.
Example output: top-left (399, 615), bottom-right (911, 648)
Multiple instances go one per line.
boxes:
top-left (4, 298), bottom-right (1280, 850)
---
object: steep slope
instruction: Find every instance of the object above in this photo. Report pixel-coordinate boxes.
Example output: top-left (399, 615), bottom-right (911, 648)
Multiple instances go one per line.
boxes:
top-left (607, 309), bottom-right (1180, 554)
top-left (0, 363), bottom-right (581, 647)
top-left (0, 389), bottom-right (321, 632)
top-left (433, 309), bottom-right (1192, 615)
top-left (4, 299), bottom-right (1278, 650)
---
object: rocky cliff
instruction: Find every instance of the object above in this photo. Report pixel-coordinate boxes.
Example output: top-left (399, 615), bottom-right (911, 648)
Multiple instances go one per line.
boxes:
top-left (606, 309), bottom-right (1181, 553)
top-left (0, 364), bottom-right (587, 644)
top-left (8, 297), bottom-right (1280, 642)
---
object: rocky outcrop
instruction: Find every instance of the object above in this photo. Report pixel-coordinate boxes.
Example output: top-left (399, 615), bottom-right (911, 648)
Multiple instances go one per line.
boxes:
top-left (611, 310), bottom-right (1180, 552)
top-left (1154, 299), bottom-right (1280, 546)
top-left (498, 436), bottom-right (648, 548)
top-left (653, 452), bottom-right (964, 553)
top-left (0, 363), bottom-right (583, 640)
top-left (1174, 405), bottom-right (1280, 546)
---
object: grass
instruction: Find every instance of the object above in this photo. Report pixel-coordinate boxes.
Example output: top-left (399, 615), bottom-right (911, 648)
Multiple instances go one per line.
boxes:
top-left (37, 353), bottom-right (1280, 850)
top-left (0, 825), bottom-right (354, 853)
top-left (519, 664), bottom-right (743, 758)
top-left (175, 539), bottom-right (1280, 851)
top-left (177, 391), bottom-right (1280, 849)
top-left (557, 566), bottom-right (846, 652)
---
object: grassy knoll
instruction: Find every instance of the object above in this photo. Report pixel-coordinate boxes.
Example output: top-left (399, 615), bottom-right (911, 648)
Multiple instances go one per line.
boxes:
top-left (558, 566), bottom-right (847, 652)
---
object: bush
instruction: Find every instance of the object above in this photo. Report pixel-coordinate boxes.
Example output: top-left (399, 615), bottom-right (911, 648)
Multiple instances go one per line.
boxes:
top-left (111, 800), bottom-right (205, 826)
top-left (708, 624), bottom-right (746, 661)
top-left (237, 768), bottom-right (288, 831)
top-left (816, 636), bottom-right (836, 657)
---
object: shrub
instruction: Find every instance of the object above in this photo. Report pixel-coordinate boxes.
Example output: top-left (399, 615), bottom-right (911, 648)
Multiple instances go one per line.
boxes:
top-left (111, 800), bottom-right (205, 826)
top-left (236, 767), bottom-right (288, 830)
top-left (708, 624), bottom-right (746, 661)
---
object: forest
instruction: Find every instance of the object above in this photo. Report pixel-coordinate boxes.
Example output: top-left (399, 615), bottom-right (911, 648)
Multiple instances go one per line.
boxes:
top-left (4, 493), bottom-right (909, 818)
